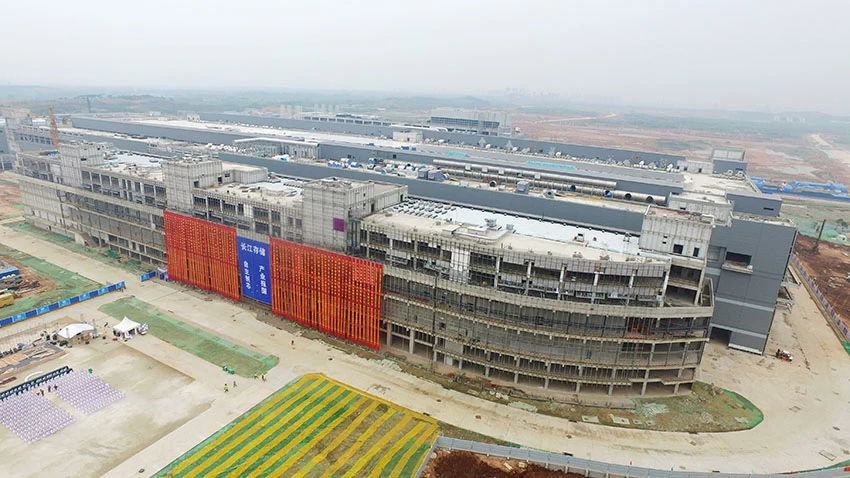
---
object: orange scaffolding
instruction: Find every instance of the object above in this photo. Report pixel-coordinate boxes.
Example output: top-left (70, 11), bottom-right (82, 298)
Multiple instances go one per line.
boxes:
top-left (270, 239), bottom-right (382, 350)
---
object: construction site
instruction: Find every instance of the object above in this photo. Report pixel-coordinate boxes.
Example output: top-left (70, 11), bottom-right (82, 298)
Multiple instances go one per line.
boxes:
top-left (0, 107), bottom-right (848, 476)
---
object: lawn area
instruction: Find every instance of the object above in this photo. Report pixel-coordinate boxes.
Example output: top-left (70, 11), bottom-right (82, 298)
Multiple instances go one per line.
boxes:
top-left (98, 297), bottom-right (278, 377)
top-left (0, 243), bottom-right (101, 318)
top-left (5, 221), bottom-right (154, 275)
top-left (154, 374), bottom-right (438, 478)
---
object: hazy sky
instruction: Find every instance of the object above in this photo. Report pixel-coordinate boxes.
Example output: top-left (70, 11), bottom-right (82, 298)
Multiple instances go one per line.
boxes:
top-left (5, 0), bottom-right (850, 113)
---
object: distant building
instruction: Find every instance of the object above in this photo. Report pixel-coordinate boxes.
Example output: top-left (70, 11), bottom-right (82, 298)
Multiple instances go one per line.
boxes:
top-left (429, 108), bottom-right (511, 136)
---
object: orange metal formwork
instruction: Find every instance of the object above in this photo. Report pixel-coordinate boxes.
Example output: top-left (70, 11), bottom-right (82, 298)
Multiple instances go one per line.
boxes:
top-left (270, 239), bottom-right (382, 350)
top-left (163, 212), bottom-right (240, 300)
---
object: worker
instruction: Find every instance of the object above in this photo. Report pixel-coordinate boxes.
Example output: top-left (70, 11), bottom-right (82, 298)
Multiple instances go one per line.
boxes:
top-left (224, 383), bottom-right (229, 393)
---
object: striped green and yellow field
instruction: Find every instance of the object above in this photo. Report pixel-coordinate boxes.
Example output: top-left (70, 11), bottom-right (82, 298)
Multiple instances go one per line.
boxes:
top-left (154, 373), bottom-right (438, 478)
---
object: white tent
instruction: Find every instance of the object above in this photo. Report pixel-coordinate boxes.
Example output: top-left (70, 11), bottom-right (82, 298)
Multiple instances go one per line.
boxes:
top-left (56, 323), bottom-right (95, 340)
top-left (113, 317), bottom-right (141, 335)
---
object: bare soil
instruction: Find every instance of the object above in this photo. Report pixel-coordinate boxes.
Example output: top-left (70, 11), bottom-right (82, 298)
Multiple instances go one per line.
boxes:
top-left (0, 175), bottom-right (22, 218)
top-left (422, 450), bottom-right (584, 478)
top-left (513, 114), bottom-right (850, 185)
top-left (794, 235), bottom-right (850, 326)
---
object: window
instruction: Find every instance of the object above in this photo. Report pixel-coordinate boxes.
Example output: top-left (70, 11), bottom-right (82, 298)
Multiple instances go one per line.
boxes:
top-left (673, 244), bottom-right (684, 254)
top-left (725, 252), bottom-right (751, 266)
top-left (693, 247), bottom-right (700, 258)
top-left (707, 246), bottom-right (723, 262)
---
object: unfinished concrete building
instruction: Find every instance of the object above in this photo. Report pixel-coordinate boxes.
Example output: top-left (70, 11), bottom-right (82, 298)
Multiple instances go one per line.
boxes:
top-left (16, 138), bottom-right (799, 396)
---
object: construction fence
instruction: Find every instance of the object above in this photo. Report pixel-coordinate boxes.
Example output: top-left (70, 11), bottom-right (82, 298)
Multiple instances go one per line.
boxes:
top-left (790, 254), bottom-right (850, 347)
top-left (415, 437), bottom-right (850, 478)
top-left (0, 282), bottom-right (126, 329)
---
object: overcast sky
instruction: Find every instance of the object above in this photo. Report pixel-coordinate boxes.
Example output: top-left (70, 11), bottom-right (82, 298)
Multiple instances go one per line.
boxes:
top-left (4, 0), bottom-right (849, 113)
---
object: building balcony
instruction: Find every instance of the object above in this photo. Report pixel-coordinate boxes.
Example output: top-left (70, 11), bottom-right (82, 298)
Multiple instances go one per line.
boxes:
top-left (721, 260), bottom-right (753, 274)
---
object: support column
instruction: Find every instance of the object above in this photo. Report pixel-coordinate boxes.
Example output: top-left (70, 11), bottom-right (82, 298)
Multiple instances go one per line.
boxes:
top-left (493, 257), bottom-right (501, 289)
top-left (593, 272), bottom-right (599, 286)
top-left (514, 356), bottom-right (520, 383)
top-left (485, 365), bottom-right (490, 378)
top-left (524, 261), bottom-right (533, 295)
top-left (628, 271), bottom-right (635, 288)
top-left (386, 324), bottom-right (392, 347)
top-left (641, 369), bottom-right (650, 396)
top-left (544, 362), bottom-right (551, 389)
top-left (458, 359), bottom-right (463, 371)
top-left (409, 329), bottom-right (415, 354)
top-left (608, 368), bottom-right (616, 395)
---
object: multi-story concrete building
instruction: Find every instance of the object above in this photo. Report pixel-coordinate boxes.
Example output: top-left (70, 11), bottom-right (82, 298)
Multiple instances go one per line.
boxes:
top-left (12, 139), bottom-right (732, 396)
top-left (9, 115), bottom-right (797, 359)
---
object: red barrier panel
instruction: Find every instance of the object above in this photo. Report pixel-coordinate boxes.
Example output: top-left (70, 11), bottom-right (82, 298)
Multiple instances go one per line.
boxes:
top-left (270, 239), bottom-right (381, 350)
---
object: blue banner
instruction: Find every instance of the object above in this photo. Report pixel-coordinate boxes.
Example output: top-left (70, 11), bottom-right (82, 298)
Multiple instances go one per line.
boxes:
top-left (237, 237), bottom-right (271, 304)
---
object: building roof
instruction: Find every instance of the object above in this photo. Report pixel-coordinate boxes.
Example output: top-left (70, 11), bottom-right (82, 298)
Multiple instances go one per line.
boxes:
top-left (362, 199), bottom-right (651, 263)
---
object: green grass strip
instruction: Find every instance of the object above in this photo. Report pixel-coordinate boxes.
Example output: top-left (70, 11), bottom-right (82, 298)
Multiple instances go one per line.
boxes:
top-left (192, 383), bottom-right (343, 478)
top-left (0, 243), bottom-right (100, 318)
top-left (98, 296), bottom-right (278, 377)
top-left (153, 375), bottom-right (313, 478)
top-left (244, 392), bottom-right (363, 476)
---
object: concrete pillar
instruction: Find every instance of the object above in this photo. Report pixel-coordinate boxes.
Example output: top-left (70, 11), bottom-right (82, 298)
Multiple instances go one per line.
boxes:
top-left (629, 271), bottom-right (635, 288)
top-left (660, 271), bottom-right (670, 305)
top-left (524, 261), bottom-right (533, 295)
top-left (485, 365), bottom-right (490, 378)
top-left (544, 377), bottom-right (549, 389)
top-left (649, 343), bottom-right (656, 366)
top-left (641, 369), bottom-right (650, 396)
top-left (432, 349), bottom-right (438, 362)
top-left (593, 272), bottom-right (599, 286)
top-left (409, 329), bottom-right (415, 354)
top-left (493, 257), bottom-right (501, 289)
top-left (514, 356), bottom-right (520, 384)
top-left (608, 368), bottom-right (616, 396)
top-left (386, 325), bottom-right (392, 347)
top-left (458, 359), bottom-right (463, 371)
top-left (575, 382), bottom-right (581, 393)
top-left (674, 383), bottom-right (680, 394)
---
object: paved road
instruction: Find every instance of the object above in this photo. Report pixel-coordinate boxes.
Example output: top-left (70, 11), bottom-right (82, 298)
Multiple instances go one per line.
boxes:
top-left (1, 226), bottom-right (848, 474)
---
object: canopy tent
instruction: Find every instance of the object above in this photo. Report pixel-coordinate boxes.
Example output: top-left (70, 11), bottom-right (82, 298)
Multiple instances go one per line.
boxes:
top-left (56, 323), bottom-right (95, 340)
top-left (113, 317), bottom-right (141, 335)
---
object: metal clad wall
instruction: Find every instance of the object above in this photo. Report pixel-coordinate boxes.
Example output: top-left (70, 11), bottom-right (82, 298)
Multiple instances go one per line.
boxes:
top-left (270, 238), bottom-right (381, 349)
top-left (200, 113), bottom-right (684, 165)
top-left (218, 152), bottom-right (647, 233)
top-left (237, 236), bottom-right (272, 304)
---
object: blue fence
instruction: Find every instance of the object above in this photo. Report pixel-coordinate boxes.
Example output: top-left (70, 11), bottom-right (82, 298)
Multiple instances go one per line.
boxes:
top-left (139, 271), bottom-right (156, 282)
top-left (0, 282), bottom-right (126, 328)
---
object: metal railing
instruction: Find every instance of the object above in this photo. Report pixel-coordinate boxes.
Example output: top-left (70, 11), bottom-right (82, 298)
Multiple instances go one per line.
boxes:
top-left (415, 437), bottom-right (850, 478)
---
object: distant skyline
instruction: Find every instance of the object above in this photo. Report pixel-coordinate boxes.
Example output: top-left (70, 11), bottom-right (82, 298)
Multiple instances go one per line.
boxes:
top-left (4, 0), bottom-right (850, 114)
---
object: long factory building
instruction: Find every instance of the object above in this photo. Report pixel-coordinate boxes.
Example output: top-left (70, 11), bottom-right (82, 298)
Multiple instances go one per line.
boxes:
top-left (7, 115), bottom-right (797, 396)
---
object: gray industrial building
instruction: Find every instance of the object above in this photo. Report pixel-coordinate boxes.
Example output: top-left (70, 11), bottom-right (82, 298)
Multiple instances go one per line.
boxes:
top-left (8, 115), bottom-right (797, 357)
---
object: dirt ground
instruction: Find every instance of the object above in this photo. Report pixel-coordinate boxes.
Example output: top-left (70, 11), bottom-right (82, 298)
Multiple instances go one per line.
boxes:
top-left (423, 450), bottom-right (584, 478)
top-left (513, 113), bottom-right (850, 185)
top-left (0, 175), bottom-right (22, 218)
top-left (0, 254), bottom-right (57, 298)
top-left (794, 234), bottom-right (850, 325)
